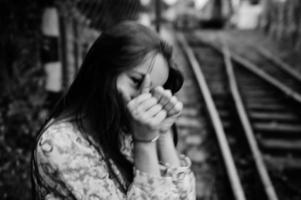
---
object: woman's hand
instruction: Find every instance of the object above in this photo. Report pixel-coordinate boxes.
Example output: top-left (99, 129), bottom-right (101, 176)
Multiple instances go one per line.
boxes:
top-left (152, 87), bottom-right (182, 168)
top-left (127, 75), bottom-right (167, 141)
top-left (151, 87), bottom-right (183, 133)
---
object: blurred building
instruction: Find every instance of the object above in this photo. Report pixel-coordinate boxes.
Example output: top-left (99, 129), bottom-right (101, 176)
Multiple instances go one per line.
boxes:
top-left (260, 0), bottom-right (301, 50)
top-left (231, 0), bottom-right (263, 29)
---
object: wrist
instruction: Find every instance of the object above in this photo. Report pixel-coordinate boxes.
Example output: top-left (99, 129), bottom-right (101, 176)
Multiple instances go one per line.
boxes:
top-left (158, 130), bottom-right (173, 143)
top-left (157, 132), bottom-right (176, 152)
top-left (156, 131), bottom-right (180, 167)
top-left (133, 134), bottom-right (160, 143)
top-left (134, 140), bottom-right (157, 154)
top-left (134, 137), bottom-right (160, 176)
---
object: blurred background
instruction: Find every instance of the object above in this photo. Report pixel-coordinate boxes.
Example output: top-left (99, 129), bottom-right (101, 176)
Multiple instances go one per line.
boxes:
top-left (0, 0), bottom-right (301, 199)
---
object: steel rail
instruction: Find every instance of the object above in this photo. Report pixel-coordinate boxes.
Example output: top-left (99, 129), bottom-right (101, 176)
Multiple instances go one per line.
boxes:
top-left (216, 36), bottom-right (301, 83)
top-left (176, 33), bottom-right (246, 200)
top-left (231, 52), bottom-right (301, 104)
top-left (242, 43), bottom-right (301, 83)
top-left (199, 39), bottom-right (301, 104)
top-left (222, 43), bottom-right (279, 200)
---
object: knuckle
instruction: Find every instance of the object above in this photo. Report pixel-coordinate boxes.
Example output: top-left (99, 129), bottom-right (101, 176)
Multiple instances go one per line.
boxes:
top-left (138, 93), bottom-right (151, 102)
top-left (161, 110), bottom-right (167, 117)
top-left (143, 93), bottom-right (151, 97)
top-left (157, 86), bottom-right (164, 92)
top-left (153, 86), bottom-right (160, 92)
top-left (127, 100), bottom-right (135, 109)
top-left (170, 96), bottom-right (177, 103)
top-left (143, 92), bottom-right (152, 98)
top-left (174, 102), bottom-right (183, 112)
top-left (163, 89), bottom-right (172, 97)
top-left (178, 102), bottom-right (183, 109)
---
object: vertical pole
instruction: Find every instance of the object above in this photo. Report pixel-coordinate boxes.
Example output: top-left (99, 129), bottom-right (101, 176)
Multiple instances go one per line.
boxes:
top-left (41, 6), bottom-right (63, 109)
top-left (73, 19), bottom-right (80, 72)
top-left (58, 13), bottom-right (68, 90)
top-left (155, 0), bottom-right (161, 33)
top-left (64, 16), bottom-right (77, 88)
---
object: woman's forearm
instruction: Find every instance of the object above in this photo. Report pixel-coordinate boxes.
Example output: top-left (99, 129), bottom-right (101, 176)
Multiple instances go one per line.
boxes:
top-left (157, 130), bottom-right (180, 167)
top-left (134, 141), bottom-right (161, 176)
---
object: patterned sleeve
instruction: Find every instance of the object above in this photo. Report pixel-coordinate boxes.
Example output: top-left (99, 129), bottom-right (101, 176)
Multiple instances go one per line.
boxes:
top-left (35, 123), bottom-right (183, 200)
top-left (160, 155), bottom-right (196, 200)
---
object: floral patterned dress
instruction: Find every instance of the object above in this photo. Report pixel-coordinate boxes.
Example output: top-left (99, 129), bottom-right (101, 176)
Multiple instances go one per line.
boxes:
top-left (32, 121), bottom-right (196, 200)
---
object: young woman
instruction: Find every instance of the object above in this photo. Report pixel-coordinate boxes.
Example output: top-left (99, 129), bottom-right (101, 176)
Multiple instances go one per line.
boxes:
top-left (32, 21), bottom-right (196, 200)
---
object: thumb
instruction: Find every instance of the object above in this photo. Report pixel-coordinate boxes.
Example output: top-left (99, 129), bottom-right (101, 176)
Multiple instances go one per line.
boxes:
top-left (140, 74), bottom-right (152, 93)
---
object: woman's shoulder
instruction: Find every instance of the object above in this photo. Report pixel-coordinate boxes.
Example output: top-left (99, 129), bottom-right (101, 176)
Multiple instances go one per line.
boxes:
top-left (34, 120), bottom-right (98, 163)
top-left (33, 120), bottom-right (111, 194)
top-left (37, 120), bottom-right (77, 149)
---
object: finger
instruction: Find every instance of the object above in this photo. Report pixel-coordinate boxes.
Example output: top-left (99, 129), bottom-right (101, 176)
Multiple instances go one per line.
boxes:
top-left (146, 104), bottom-right (162, 117)
top-left (127, 93), bottom-right (151, 111)
top-left (168, 102), bottom-right (183, 116)
top-left (158, 89), bottom-right (172, 106)
top-left (152, 110), bottom-right (167, 124)
top-left (164, 96), bottom-right (178, 112)
top-left (133, 93), bottom-right (152, 105)
top-left (139, 97), bottom-right (158, 111)
top-left (140, 74), bottom-right (152, 94)
top-left (151, 86), bottom-right (164, 101)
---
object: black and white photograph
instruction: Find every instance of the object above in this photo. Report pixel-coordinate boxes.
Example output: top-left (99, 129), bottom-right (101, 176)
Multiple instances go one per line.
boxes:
top-left (0, 0), bottom-right (301, 200)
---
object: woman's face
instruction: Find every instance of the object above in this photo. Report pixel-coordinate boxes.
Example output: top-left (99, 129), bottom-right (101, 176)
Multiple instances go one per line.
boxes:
top-left (117, 53), bottom-right (169, 103)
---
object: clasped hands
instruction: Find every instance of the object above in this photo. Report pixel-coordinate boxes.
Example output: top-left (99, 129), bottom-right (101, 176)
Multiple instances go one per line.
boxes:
top-left (127, 75), bottom-right (183, 142)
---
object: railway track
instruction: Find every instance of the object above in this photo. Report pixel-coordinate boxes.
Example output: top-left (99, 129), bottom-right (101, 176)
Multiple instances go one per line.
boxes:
top-left (246, 45), bottom-right (301, 88)
top-left (224, 37), bottom-right (301, 91)
top-left (176, 32), bottom-right (301, 200)
top-left (193, 32), bottom-right (301, 104)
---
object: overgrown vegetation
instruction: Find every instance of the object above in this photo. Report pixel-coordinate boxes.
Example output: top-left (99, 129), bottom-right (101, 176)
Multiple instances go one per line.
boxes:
top-left (0, 0), bottom-right (50, 199)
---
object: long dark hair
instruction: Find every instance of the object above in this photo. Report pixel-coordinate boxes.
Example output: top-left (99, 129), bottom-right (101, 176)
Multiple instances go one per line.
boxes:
top-left (32, 21), bottom-right (183, 194)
